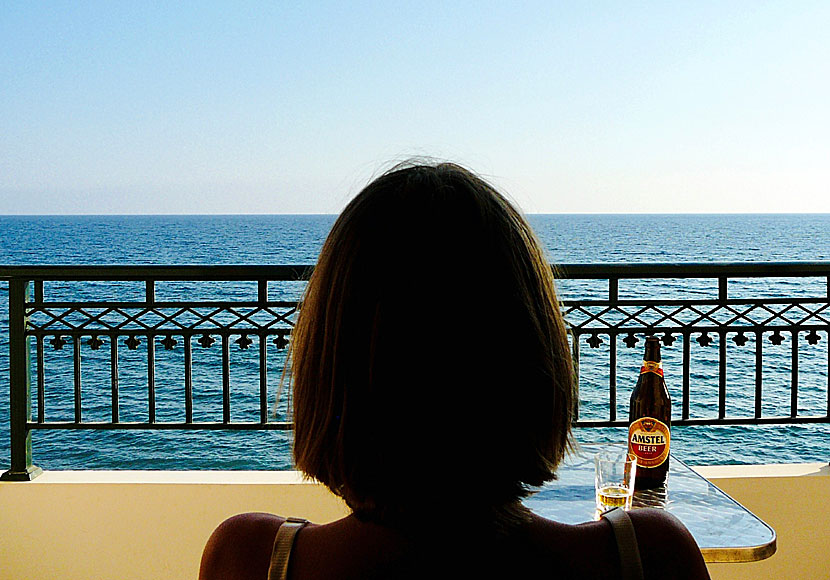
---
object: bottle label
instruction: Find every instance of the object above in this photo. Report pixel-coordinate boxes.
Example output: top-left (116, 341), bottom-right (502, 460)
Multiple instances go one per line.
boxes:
top-left (640, 360), bottom-right (663, 376)
top-left (628, 417), bottom-right (670, 468)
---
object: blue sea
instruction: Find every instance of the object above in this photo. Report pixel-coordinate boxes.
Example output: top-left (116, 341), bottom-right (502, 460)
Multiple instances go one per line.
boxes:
top-left (2, 214), bottom-right (830, 470)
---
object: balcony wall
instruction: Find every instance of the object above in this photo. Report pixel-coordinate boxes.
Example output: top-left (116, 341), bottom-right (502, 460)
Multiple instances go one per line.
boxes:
top-left (699, 462), bottom-right (830, 580)
top-left (0, 471), bottom-right (350, 580)
top-left (0, 465), bottom-right (828, 580)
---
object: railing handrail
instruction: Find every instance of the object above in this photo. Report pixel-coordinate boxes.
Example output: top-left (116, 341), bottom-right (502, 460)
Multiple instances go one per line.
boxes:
top-left (0, 265), bottom-right (313, 281)
top-left (2, 261), bottom-right (830, 282)
top-left (557, 261), bottom-right (830, 279)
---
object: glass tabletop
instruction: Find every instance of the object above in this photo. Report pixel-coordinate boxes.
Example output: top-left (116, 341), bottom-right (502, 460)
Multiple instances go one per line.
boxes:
top-left (522, 444), bottom-right (776, 563)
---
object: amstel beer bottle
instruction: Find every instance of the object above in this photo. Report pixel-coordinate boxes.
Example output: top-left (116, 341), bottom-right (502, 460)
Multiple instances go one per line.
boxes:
top-left (628, 336), bottom-right (671, 489)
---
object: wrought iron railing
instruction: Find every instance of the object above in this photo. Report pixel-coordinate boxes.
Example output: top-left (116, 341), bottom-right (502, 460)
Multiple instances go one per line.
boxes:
top-left (2, 263), bottom-right (829, 480)
top-left (559, 263), bottom-right (830, 428)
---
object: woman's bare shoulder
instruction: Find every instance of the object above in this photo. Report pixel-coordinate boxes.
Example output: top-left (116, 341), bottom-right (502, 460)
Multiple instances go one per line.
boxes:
top-left (525, 513), bottom-right (620, 576)
top-left (526, 510), bottom-right (709, 579)
top-left (627, 507), bottom-right (700, 549)
top-left (199, 512), bottom-right (286, 580)
top-left (627, 508), bottom-right (711, 579)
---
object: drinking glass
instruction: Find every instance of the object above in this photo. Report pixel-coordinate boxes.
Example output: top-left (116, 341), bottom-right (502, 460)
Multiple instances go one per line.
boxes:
top-left (594, 451), bottom-right (637, 514)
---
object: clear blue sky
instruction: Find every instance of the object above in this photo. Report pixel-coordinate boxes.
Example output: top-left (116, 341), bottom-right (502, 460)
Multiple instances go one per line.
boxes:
top-left (2, 1), bottom-right (829, 214)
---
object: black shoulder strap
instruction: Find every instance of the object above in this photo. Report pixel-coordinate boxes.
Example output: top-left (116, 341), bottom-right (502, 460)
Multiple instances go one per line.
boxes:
top-left (604, 508), bottom-right (644, 580)
top-left (267, 517), bottom-right (310, 580)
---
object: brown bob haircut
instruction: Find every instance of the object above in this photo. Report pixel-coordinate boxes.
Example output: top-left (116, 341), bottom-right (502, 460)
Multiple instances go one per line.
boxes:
top-left (290, 162), bottom-right (575, 526)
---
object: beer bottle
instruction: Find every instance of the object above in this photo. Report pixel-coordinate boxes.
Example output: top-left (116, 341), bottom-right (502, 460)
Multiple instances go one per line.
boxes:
top-left (628, 335), bottom-right (671, 489)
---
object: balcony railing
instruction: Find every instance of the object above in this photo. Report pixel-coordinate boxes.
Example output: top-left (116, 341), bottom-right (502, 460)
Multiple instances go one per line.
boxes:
top-left (2, 263), bottom-right (829, 480)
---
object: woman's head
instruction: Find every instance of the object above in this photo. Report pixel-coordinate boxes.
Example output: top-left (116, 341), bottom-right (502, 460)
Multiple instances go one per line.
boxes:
top-left (290, 162), bottom-right (575, 524)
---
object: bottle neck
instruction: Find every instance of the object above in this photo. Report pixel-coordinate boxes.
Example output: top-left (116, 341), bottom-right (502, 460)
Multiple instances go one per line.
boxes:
top-left (643, 337), bottom-right (661, 362)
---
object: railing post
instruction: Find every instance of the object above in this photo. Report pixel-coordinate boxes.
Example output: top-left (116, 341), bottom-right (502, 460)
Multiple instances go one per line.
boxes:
top-left (571, 329), bottom-right (580, 422)
top-left (1, 279), bottom-right (42, 480)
